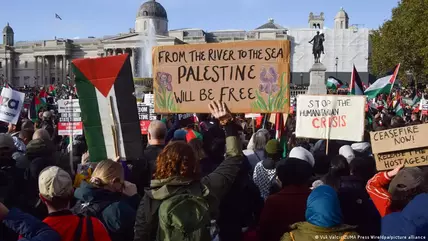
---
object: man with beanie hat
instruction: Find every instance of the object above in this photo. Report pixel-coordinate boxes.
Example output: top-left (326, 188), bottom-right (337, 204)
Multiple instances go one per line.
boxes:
top-left (258, 158), bottom-right (312, 241)
top-left (38, 166), bottom-right (111, 241)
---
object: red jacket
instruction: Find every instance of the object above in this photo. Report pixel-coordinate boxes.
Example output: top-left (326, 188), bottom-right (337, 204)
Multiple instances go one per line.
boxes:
top-left (258, 185), bottom-right (310, 241)
top-left (366, 172), bottom-right (393, 217)
top-left (43, 210), bottom-right (111, 241)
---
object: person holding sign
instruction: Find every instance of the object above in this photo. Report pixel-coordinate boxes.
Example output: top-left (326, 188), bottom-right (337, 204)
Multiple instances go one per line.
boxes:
top-left (366, 164), bottom-right (428, 217)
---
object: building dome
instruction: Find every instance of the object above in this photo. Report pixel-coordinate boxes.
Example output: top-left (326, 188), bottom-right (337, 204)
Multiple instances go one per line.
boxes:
top-left (137, 0), bottom-right (167, 19)
top-left (335, 7), bottom-right (349, 19)
top-left (3, 23), bottom-right (13, 34)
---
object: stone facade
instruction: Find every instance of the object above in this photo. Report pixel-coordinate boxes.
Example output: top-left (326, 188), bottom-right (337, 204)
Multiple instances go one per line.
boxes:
top-left (0, 1), bottom-right (370, 87)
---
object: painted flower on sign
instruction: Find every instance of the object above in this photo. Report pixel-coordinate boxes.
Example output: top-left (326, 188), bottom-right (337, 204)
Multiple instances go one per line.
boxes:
top-left (156, 72), bottom-right (172, 91)
top-left (259, 67), bottom-right (279, 94)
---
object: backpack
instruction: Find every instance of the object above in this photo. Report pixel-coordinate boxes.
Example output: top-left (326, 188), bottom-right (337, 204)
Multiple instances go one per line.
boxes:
top-left (157, 193), bottom-right (211, 241)
top-left (0, 166), bottom-right (15, 206)
top-left (73, 216), bottom-right (95, 241)
top-left (71, 199), bottom-right (115, 220)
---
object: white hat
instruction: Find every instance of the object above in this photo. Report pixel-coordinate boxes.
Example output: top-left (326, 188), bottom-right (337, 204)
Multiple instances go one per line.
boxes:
top-left (289, 146), bottom-right (315, 167)
top-left (339, 145), bottom-right (355, 164)
top-left (38, 166), bottom-right (73, 201)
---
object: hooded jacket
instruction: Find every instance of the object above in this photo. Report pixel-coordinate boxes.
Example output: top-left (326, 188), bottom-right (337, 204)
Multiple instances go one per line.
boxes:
top-left (281, 185), bottom-right (359, 241)
top-left (381, 193), bottom-right (428, 240)
top-left (73, 182), bottom-right (141, 241)
top-left (133, 135), bottom-right (244, 241)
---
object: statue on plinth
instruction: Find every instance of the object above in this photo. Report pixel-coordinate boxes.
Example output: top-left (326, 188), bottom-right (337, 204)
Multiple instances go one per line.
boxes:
top-left (309, 31), bottom-right (325, 63)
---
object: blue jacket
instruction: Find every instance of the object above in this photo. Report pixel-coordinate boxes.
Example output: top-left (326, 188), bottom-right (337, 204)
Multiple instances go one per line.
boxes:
top-left (2, 208), bottom-right (60, 241)
top-left (381, 193), bottom-right (428, 241)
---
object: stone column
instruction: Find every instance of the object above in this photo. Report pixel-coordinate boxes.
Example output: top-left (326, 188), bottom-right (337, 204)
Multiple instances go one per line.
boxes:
top-left (34, 56), bottom-right (38, 81)
top-left (62, 55), bottom-right (65, 83)
top-left (41, 56), bottom-right (45, 85)
top-left (54, 55), bottom-right (58, 84)
top-left (131, 48), bottom-right (136, 77)
top-left (307, 63), bottom-right (327, 95)
top-left (47, 57), bottom-right (51, 84)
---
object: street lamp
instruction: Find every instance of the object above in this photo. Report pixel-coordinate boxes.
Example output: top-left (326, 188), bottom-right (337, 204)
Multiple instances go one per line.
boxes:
top-left (300, 73), bottom-right (303, 87)
top-left (335, 57), bottom-right (339, 78)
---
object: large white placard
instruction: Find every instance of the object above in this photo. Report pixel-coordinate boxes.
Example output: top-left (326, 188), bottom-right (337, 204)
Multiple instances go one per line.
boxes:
top-left (296, 95), bottom-right (366, 142)
top-left (0, 88), bottom-right (25, 124)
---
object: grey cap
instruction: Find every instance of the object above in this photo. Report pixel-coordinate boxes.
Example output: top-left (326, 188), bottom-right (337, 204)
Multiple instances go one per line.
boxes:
top-left (0, 133), bottom-right (15, 150)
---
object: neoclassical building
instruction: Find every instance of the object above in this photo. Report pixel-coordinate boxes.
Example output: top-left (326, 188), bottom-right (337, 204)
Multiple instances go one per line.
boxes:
top-left (0, 0), bottom-right (371, 87)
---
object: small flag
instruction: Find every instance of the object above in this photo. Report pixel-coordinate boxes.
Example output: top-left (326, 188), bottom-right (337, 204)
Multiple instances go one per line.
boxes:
top-left (48, 85), bottom-right (56, 96)
top-left (326, 76), bottom-right (343, 90)
top-left (411, 89), bottom-right (421, 107)
top-left (28, 95), bottom-right (46, 122)
top-left (394, 99), bottom-right (404, 117)
top-left (55, 13), bottom-right (62, 20)
top-left (349, 65), bottom-right (364, 95)
top-left (364, 64), bottom-right (401, 100)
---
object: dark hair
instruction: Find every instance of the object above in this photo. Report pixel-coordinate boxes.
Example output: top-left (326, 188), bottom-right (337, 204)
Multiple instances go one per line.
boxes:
top-left (277, 158), bottom-right (313, 186)
top-left (43, 197), bottom-right (70, 210)
top-left (154, 141), bottom-right (200, 180)
top-left (19, 129), bottom-right (34, 142)
top-left (203, 126), bottom-right (225, 158)
top-left (390, 116), bottom-right (406, 128)
top-left (21, 120), bottom-right (34, 130)
top-left (14, 118), bottom-right (23, 132)
top-left (322, 155), bottom-right (350, 190)
top-left (188, 138), bottom-right (206, 161)
top-left (313, 153), bottom-right (330, 176)
top-left (349, 157), bottom-right (376, 182)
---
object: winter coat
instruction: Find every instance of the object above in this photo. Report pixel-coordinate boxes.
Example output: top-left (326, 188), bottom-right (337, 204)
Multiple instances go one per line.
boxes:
top-left (2, 208), bottom-right (60, 241)
top-left (258, 185), bottom-right (310, 241)
top-left (133, 136), bottom-right (245, 241)
top-left (280, 222), bottom-right (359, 241)
top-left (381, 193), bottom-right (428, 241)
top-left (73, 181), bottom-right (141, 241)
top-left (131, 144), bottom-right (165, 194)
top-left (338, 176), bottom-right (381, 236)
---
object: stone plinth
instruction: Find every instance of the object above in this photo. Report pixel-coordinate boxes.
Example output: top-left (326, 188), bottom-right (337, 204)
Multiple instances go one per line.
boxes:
top-left (307, 63), bottom-right (327, 95)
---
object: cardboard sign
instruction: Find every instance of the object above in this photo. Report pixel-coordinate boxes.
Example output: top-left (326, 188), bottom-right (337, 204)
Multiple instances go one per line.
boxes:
top-left (0, 88), bottom-right (25, 124)
top-left (153, 40), bottom-right (291, 113)
top-left (58, 122), bottom-right (83, 136)
top-left (370, 123), bottom-right (428, 170)
top-left (295, 95), bottom-right (365, 142)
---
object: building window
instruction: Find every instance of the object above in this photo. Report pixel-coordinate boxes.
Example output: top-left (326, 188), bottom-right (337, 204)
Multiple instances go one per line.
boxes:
top-left (143, 11), bottom-right (148, 16)
top-left (25, 61), bottom-right (28, 68)
top-left (0, 62), bottom-right (2, 68)
top-left (341, 21), bottom-right (344, 29)
top-left (15, 60), bottom-right (18, 67)
top-left (24, 76), bottom-right (30, 85)
top-left (144, 21), bottom-right (147, 30)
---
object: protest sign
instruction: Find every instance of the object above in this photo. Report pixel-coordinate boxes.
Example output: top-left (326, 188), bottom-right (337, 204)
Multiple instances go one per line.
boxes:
top-left (57, 98), bottom-right (83, 135)
top-left (144, 94), bottom-right (154, 106)
top-left (0, 88), bottom-right (25, 124)
top-left (370, 123), bottom-right (428, 170)
top-left (137, 102), bottom-right (156, 134)
top-left (153, 40), bottom-right (290, 113)
top-left (419, 98), bottom-right (428, 115)
top-left (295, 95), bottom-right (365, 142)
top-left (58, 99), bottom-right (81, 113)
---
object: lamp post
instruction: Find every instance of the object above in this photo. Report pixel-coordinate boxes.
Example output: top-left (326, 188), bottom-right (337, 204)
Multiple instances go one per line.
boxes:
top-left (300, 73), bottom-right (303, 87)
top-left (335, 57), bottom-right (339, 78)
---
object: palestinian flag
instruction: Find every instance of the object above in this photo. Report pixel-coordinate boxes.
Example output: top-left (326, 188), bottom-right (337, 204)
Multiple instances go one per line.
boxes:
top-left (394, 99), bottom-right (404, 117)
top-left (28, 95), bottom-right (46, 122)
top-left (48, 85), bottom-right (56, 96)
top-left (72, 54), bottom-right (142, 162)
top-left (326, 76), bottom-right (343, 90)
top-left (411, 89), bottom-right (421, 107)
top-left (364, 64), bottom-right (401, 99)
top-left (349, 65), bottom-right (364, 95)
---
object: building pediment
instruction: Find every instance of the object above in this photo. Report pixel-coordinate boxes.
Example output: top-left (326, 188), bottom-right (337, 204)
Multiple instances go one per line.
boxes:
top-left (102, 33), bottom-right (178, 44)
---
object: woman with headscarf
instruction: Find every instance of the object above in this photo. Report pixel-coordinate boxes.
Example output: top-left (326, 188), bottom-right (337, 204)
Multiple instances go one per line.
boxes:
top-left (280, 185), bottom-right (360, 241)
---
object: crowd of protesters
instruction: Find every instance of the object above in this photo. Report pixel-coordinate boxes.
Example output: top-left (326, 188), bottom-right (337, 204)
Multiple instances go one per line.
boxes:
top-left (0, 80), bottom-right (428, 241)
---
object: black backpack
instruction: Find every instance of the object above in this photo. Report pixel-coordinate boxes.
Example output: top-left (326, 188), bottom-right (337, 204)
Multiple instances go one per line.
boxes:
top-left (73, 216), bottom-right (95, 241)
top-left (71, 199), bottom-right (116, 220)
top-left (0, 166), bottom-right (15, 206)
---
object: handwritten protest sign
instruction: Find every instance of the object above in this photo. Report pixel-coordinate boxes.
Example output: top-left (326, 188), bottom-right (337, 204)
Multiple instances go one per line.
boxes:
top-left (153, 40), bottom-right (290, 113)
top-left (295, 95), bottom-right (365, 142)
top-left (0, 88), bottom-right (25, 124)
top-left (370, 123), bottom-right (428, 170)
